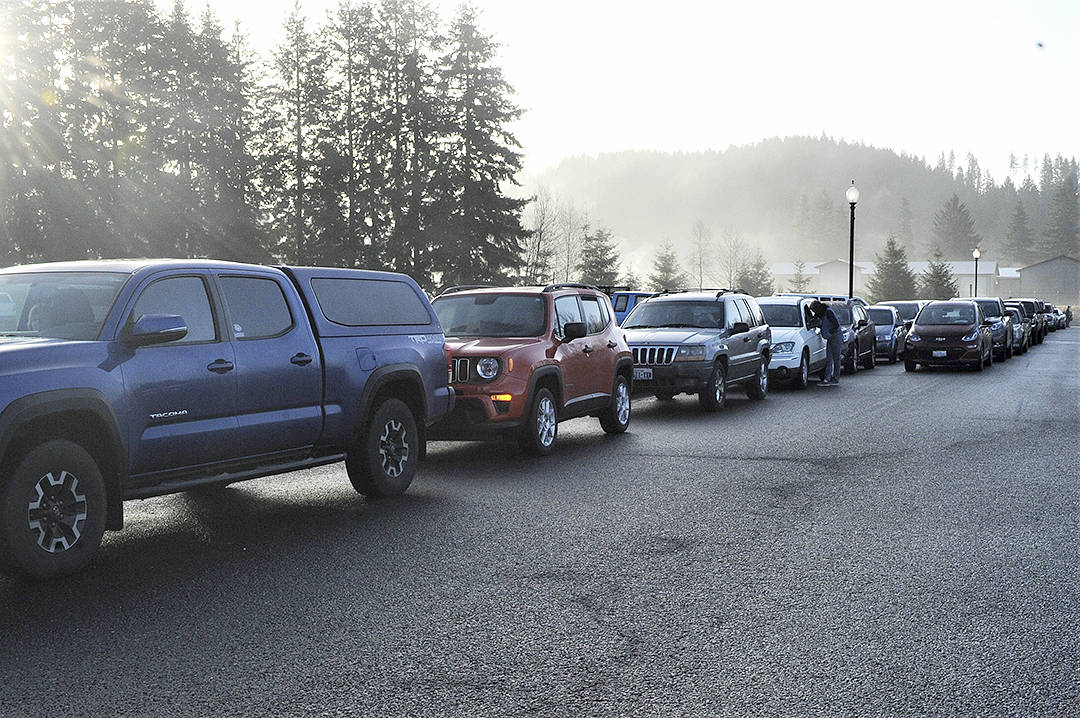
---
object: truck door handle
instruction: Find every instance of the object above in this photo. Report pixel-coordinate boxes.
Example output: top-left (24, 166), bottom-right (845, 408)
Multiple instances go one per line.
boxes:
top-left (207, 359), bottom-right (234, 374)
top-left (607, 341), bottom-right (618, 349)
top-left (290, 352), bottom-right (313, 366)
top-left (582, 345), bottom-right (594, 354)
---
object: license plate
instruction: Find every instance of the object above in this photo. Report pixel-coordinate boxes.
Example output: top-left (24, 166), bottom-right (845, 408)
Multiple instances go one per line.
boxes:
top-left (633, 367), bottom-right (653, 381)
top-left (932, 350), bottom-right (947, 358)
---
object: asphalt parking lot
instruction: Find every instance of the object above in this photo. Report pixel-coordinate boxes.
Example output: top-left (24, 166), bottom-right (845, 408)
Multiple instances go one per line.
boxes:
top-left (2, 328), bottom-right (1078, 717)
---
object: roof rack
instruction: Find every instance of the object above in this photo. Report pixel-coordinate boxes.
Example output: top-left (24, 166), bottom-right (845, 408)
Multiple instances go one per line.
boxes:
top-left (542, 282), bottom-right (600, 293)
top-left (594, 284), bottom-right (630, 296)
top-left (437, 284), bottom-right (495, 296)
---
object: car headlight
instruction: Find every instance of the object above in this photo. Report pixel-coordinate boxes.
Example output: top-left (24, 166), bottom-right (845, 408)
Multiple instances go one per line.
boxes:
top-left (674, 345), bottom-right (707, 361)
top-left (842, 330), bottom-right (853, 342)
top-left (476, 357), bottom-right (500, 380)
top-left (961, 330), bottom-right (979, 342)
top-left (773, 342), bottom-right (795, 353)
top-left (992, 320), bottom-right (1004, 329)
top-left (908, 333), bottom-right (921, 342)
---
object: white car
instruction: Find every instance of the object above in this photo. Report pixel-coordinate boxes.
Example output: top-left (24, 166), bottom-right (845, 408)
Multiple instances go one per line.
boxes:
top-left (756, 295), bottom-right (827, 388)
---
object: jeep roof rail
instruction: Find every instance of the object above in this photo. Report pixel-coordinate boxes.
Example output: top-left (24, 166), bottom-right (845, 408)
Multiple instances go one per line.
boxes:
top-left (542, 282), bottom-right (600, 293)
top-left (438, 284), bottom-right (496, 296)
top-left (596, 284), bottom-right (631, 295)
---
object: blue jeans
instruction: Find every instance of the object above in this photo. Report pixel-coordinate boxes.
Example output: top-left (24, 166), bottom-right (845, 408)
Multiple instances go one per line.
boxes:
top-left (823, 334), bottom-right (844, 382)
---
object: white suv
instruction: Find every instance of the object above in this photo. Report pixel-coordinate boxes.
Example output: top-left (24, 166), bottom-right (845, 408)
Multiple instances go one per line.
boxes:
top-left (756, 295), bottom-right (826, 389)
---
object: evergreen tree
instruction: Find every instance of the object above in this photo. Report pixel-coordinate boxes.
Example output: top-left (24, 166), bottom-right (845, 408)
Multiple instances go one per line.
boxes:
top-left (430, 3), bottom-right (528, 288)
top-left (1037, 172), bottom-right (1079, 260)
top-left (788, 260), bottom-right (812, 292)
top-left (575, 227), bottom-right (620, 286)
top-left (919, 250), bottom-right (959, 299)
top-left (896, 197), bottom-right (914, 250)
top-left (865, 236), bottom-right (917, 302)
top-left (1001, 202), bottom-right (1035, 266)
top-left (932, 194), bottom-right (981, 257)
top-left (734, 251), bottom-right (773, 296)
top-left (648, 242), bottom-right (688, 291)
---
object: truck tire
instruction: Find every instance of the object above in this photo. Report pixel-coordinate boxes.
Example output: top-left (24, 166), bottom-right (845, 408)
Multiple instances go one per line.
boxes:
top-left (519, 387), bottom-right (558, 456)
top-left (599, 375), bottom-right (631, 434)
top-left (346, 399), bottom-right (419, 497)
top-left (698, 362), bottom-right (726, 412)
top-left (0, 440), bottom-right (107, 580)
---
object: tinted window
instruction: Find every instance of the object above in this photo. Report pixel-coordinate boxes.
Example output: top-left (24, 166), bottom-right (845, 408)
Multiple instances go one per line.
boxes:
top-left (747, 299), bottom-right (765, 326)
top-left (623, 300), bottom-right (724, 329)
top-left (613, 294), bottom-right (628, 312)
top-left (829, 304), bottom-right (853, 325)
top-left (433, 294), bottom-right (546, 337)
top-left (581, 296), bottom-right (606, 333)
top-left (554, 295), bottom-right (582, 337)
top-left (883, 301), bottom-right (919, 321)
top-left (132, 276), bottom-right (216, 343)
top-left (738, 299), bottom-right (757, 326)
top-left (868, 308), bottom-right (893, 325)
top-left (0, 271), bottom-right (126, 340)
top-left (728, 299), bottom-right (747, 326)
top-left (220, 277), bottom-right (293, 339)
top-left (311, 278), bottom-right (430, 326)
top-left (759, 303), bottom-right (801, 327)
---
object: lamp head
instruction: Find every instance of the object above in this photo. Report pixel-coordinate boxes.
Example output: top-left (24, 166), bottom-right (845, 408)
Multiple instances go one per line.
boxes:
top-left (846, 180), bottom-right (859, 205)
top-left (972, 247), bottom-right (981, 259)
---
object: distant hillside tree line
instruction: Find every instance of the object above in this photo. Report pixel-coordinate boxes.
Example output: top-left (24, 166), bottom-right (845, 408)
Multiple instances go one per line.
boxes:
top-left (0, 0), bottom-right (527, 291)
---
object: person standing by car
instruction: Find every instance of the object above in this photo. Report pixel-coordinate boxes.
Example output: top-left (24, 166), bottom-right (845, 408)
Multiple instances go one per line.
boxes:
top-left (813, 300), bottom-right (843, 386)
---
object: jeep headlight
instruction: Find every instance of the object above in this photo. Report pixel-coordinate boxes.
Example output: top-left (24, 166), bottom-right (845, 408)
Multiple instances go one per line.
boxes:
top-left (674, 345), bottom-right (707, 361)
top-left (773, 342), bottom-right (795, 353)
top-left (476, 357), bottom-right (500, 380)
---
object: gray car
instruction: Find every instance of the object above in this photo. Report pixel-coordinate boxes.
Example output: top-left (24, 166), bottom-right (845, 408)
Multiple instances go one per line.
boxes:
top-left (622, 290), bottom-right (772, 411)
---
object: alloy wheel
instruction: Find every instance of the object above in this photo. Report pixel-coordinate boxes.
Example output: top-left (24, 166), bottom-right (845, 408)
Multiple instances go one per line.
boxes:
top-left (27, 471), bottom-right (88, 553)
top-left (615, 382), bottom-right (630, 425)
top-left (536, 396), bottom-right (557, 447)
top-left (378, 419), bottom-right (410, 478)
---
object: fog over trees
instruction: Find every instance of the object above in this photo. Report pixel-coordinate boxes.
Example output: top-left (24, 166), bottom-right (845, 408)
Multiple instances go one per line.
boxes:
top-left (1, 3), bottom-right (1077, 293)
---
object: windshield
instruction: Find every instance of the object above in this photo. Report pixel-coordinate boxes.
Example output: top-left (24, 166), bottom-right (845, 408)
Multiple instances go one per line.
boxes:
top-left (0, 272), bottom-right (128, 340)
top-left (974, 299), bottom-right (1001, 317)
top-left (883, 301), bottom-right (919, 321)
top-left (868, 308), bottom-right (894, 326)
top-left (433, 294), bottom-right (547, 337)
top-left (623, 300), bottom-right (724, 329)
top-left (759, 303), bottom-right (801, 328)
top-left (918, 304), bottom-right (976, 325)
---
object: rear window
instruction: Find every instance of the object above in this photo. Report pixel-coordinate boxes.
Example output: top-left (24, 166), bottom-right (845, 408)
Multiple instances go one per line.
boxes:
top-left (868, 308), bottom-right (894, 325)
top-left (310, 278), bottom-right (431, 326)
top-left (613, 294), bottom-right (628, 312)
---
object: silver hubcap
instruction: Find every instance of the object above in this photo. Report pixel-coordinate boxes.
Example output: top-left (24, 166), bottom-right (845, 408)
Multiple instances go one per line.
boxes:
top-left (378, 420), bottom-right (410, 478)
top-left (536, 397), bottom-right (556, 446)
top-left (759, 361), bottom-right (768, 392)
top-left (27, 471), bottom-right (87, 553)
top-left (615, 382), bottom-right (630, 425)
top-left (714, 372), bottom-right (725, 403)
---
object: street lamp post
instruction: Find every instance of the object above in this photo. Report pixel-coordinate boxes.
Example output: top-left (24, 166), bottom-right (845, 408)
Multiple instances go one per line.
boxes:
top-left (972, 247), bottom-right (981, 296)
top-left (846, 180), bottom-right (860, 299)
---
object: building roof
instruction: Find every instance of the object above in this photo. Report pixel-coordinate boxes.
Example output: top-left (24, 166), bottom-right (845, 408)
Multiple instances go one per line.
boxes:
top-left (1018, 255), bottom-right (1080, 272)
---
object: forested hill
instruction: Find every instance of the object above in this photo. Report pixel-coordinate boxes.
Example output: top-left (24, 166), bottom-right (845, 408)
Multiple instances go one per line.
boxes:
top-left (522, 136), bottom-right (1079, 267)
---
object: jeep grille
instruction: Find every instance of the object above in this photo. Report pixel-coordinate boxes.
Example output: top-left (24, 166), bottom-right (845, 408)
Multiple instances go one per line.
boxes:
top-left (631, 346), bottom-right (677, 365)
top-left (452, 357), bottom-right (470, 383)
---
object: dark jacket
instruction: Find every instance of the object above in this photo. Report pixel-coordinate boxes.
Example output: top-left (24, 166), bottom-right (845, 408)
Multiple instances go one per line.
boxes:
top-left (820, 306), bottom-right (842, 340)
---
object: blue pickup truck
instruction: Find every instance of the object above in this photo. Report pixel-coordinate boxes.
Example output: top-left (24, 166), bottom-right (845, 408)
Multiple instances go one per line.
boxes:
top-left (0, 259), bottom-right (453, 579)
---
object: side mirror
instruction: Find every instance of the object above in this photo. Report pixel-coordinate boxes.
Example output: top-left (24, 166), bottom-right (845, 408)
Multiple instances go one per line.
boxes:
top-left (981, 319), bottom-right (994, 327)
top-left (857, 319), bottom-right (868, 327)
top-left (562, 322), bottom-right (587, 341)
top-left (731, 321), bottom-right (750, 333)
top-left (124, 313), bottom-right (188, 347)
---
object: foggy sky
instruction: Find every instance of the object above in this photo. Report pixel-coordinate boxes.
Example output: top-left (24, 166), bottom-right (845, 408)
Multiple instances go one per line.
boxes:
top-left (171, 0), bottom-right (1079, 178)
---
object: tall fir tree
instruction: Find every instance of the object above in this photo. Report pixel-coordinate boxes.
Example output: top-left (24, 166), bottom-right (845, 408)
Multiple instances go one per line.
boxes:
top-left (1001, 201), bottom-right (1035, 266)
top-left (648, 242), bottom-right (688, 291)
top-left (931, 194), bottom-right (981, 258)
top-left (865, 236), bottom-right (917, 302)
top-left (788, 260), bottom-right (812, 292)
top-left (919, 250), bottom-right (959, 299)
top-left (1037, 172), bottom-right (1079, 260)
top-left (430, 3), bottom-right (528, 288)
top-left (575, 227), bottom-right (620, 286)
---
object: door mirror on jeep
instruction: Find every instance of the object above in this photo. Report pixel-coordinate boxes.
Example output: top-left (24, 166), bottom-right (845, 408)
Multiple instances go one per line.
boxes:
top-left (562, 321), bottom-right (587, 341)
top-left (731, 321), bottom-right (749, 334)
top-left (125, 313), bottom-right (188, 347)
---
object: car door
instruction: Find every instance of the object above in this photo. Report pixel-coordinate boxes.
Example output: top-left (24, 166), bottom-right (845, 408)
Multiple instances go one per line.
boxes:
top-left (217, 272), bottom-right (324, 459)
top-left (726, 298), bottom-right (754, 380)
top-left (579, 293), bottom-right (618, 397)
top-left (802, 301), bottom-right (827, 366)
top-left (552, 294), bottom-right (591, 406)
top-left (119, 272), bottom-right (239, 478)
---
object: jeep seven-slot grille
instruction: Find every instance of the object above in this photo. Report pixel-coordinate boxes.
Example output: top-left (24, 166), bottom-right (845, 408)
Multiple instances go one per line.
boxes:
top-left (452, 357), bottom-right (470, 383)
top-left (631, 346), bottom-right (678, 366)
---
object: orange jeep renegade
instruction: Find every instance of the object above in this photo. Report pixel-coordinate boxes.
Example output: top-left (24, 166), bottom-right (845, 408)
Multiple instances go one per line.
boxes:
top-left (429, 283), bottom-right (633, 454)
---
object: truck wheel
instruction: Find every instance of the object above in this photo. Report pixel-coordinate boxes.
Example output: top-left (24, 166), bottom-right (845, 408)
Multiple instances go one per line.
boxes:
top-left (698, 362), bottom-right (726, 412)
top-left (746, 357), bottom-right (768, 400)
top-left (0, 440), bottom-right (107, 580)
top-left (599, 375), bottom-right (631, 434)
top-left (346, 399), bottom-right (419, 497)
top-left (519, 387), bottom-right (558, 456)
